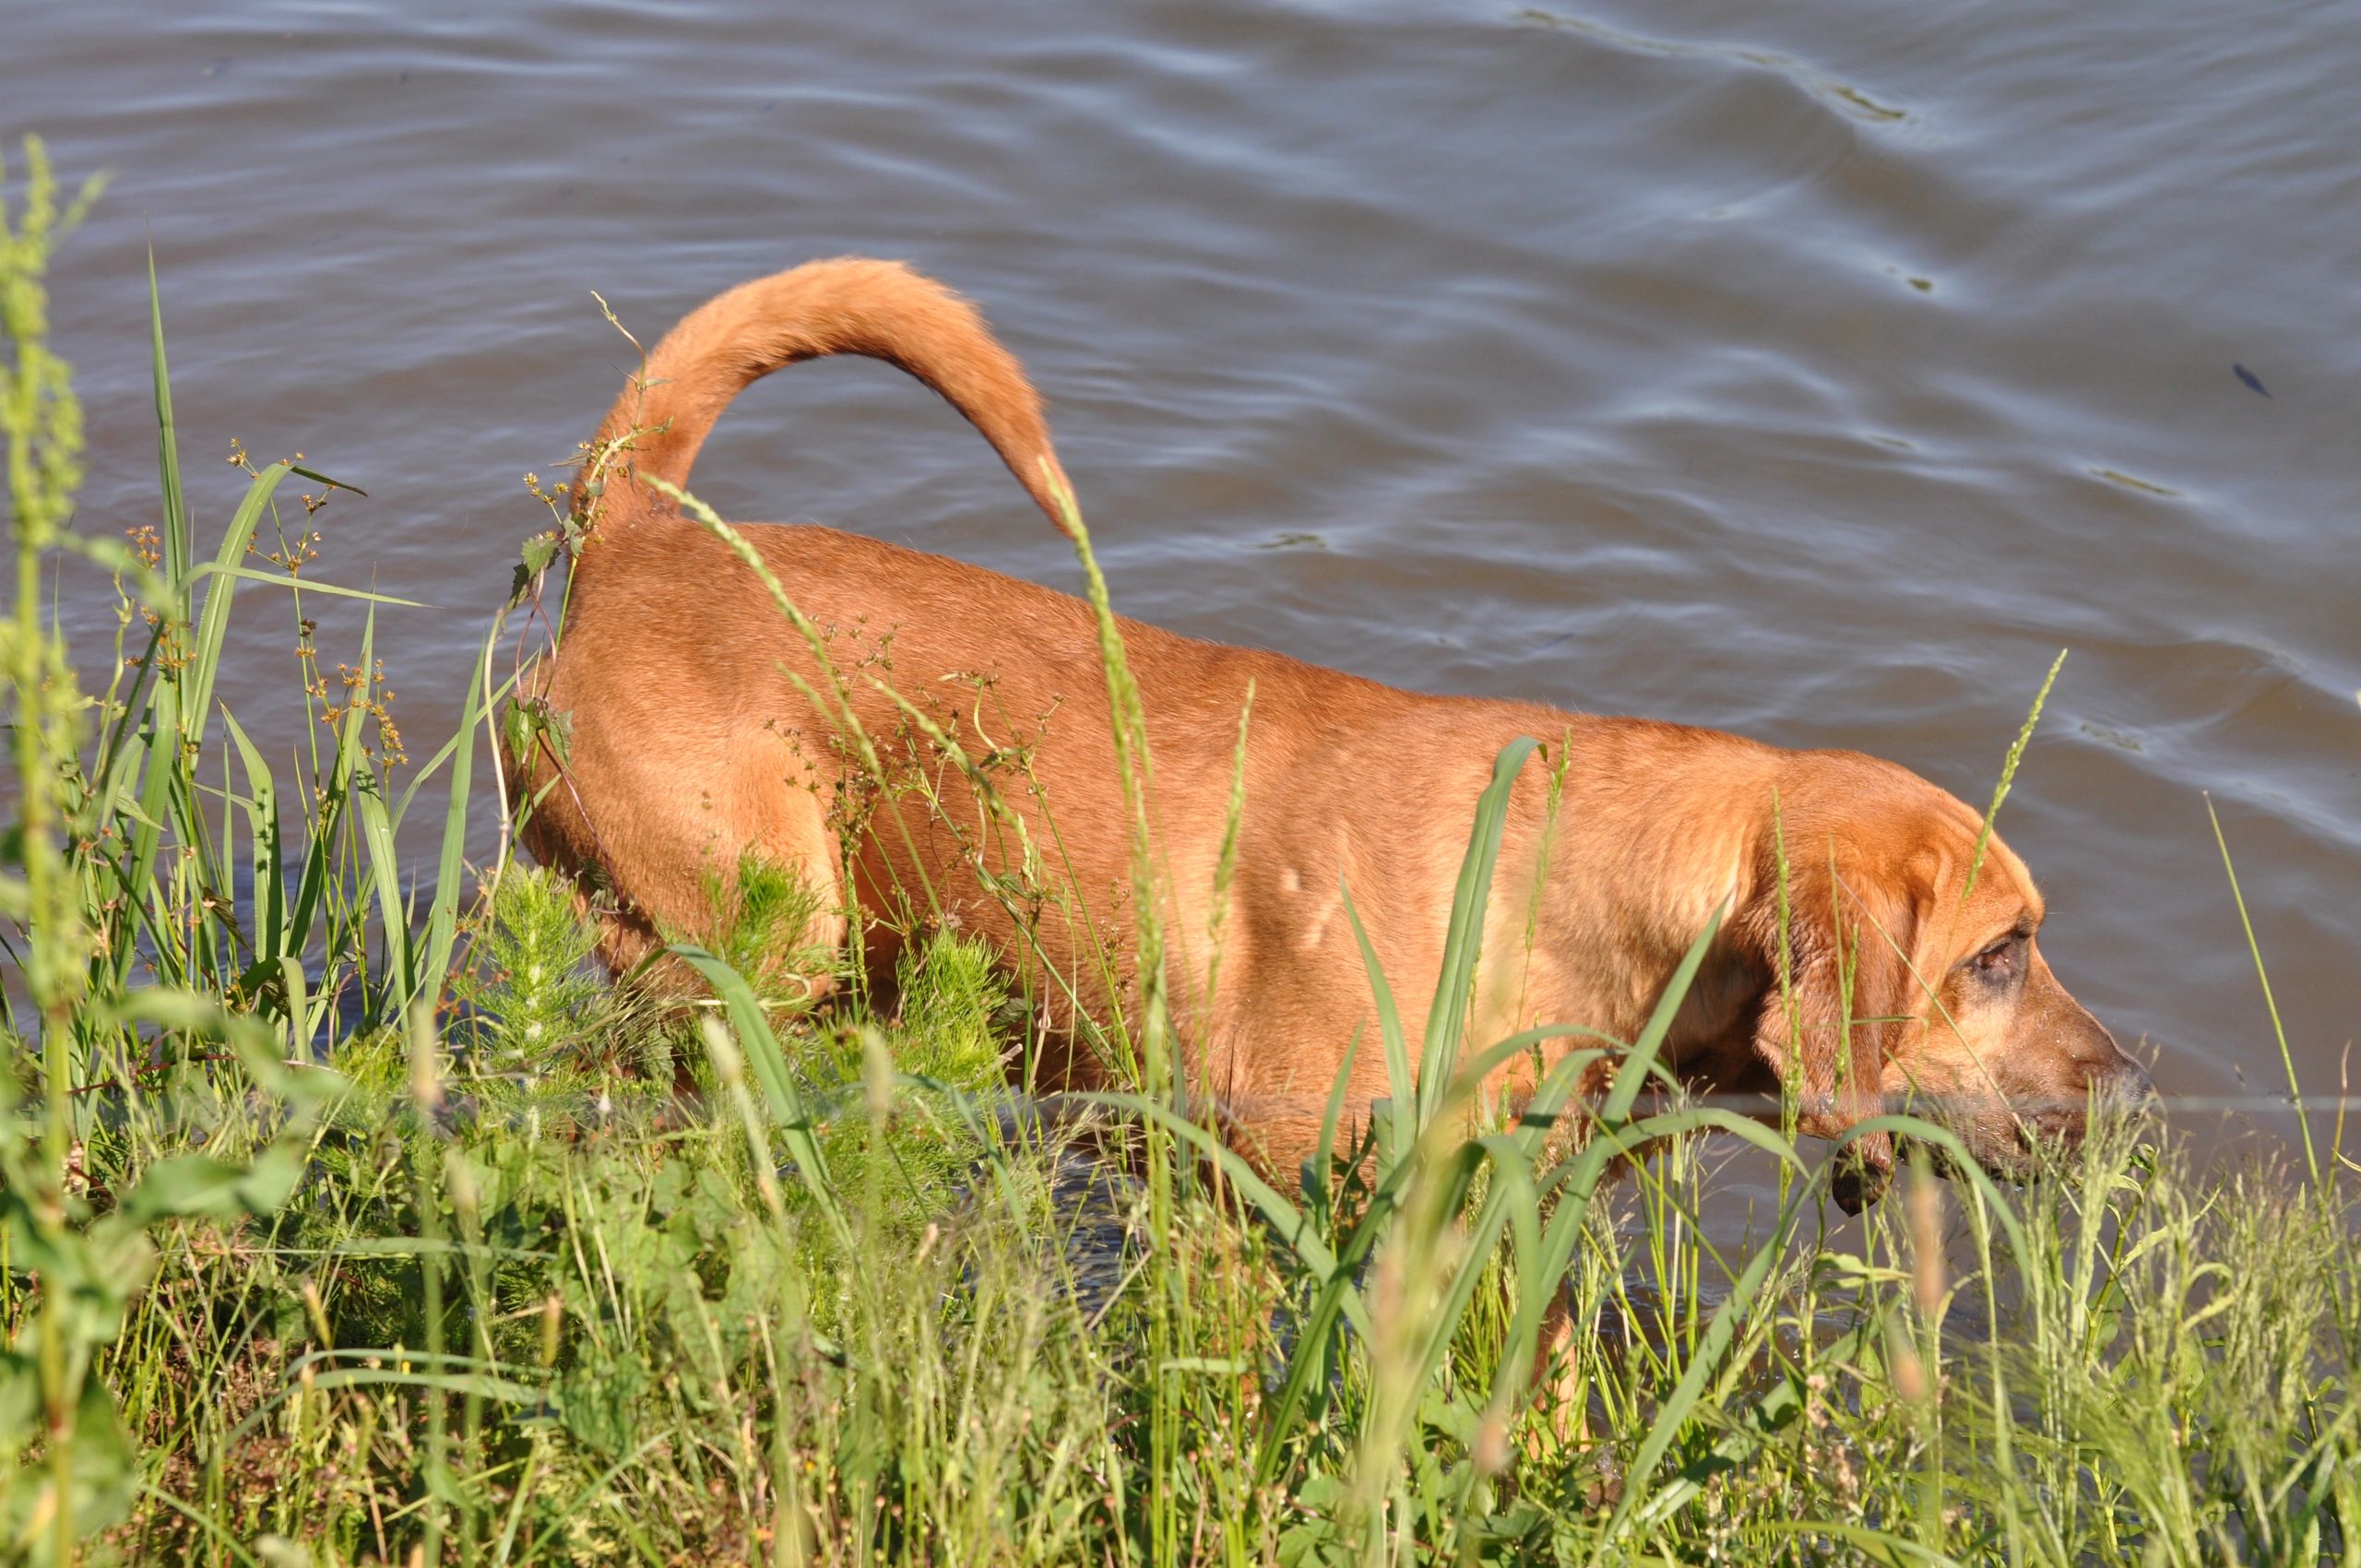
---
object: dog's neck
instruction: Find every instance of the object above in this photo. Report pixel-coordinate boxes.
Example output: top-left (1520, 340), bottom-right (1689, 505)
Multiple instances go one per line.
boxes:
top-left (1476, 721), bottom-right (1778, 1087)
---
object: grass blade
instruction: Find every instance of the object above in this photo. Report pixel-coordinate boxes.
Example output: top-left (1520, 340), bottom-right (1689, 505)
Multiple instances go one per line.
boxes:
top-left (113, 681), bottom-right (182, 987)
top-left (355, 775), bottom-right (415, 1004)
top-left (220, 709), bottom-right (286, 962)
top-left (1964, 649), bottom-right (2064, 900)
top-left (179, 462), bottom-right (297, 748)
top-left (412, 618), bottom-right (494, 1011)
top-left (148, 244), bottom-right (187, 599)
top-left (1417, 737), bottom-right (1539, 1125)
top-left (1598, 904), bottom-right (1726, 1123)
top-left (669, 943), bottom-right (852, 1247)
top-left (185, 562), bottom-right (423, 607)
top-left (1341, 883), bottom-right (1415, 1169)
top-left (2206, 794), bottom-right (2317, 1182)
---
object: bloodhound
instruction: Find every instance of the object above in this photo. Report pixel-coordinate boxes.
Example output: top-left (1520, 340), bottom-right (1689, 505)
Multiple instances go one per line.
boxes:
top-left (513, 258), bottom-right (2149, 1204)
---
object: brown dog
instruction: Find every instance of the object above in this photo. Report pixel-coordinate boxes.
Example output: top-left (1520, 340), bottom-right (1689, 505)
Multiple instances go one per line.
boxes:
top-left (515, 257), bottom-right (2149, 1194)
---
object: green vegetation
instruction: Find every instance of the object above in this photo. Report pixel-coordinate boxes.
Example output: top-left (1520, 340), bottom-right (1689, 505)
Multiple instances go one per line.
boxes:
top-left (6, 142), bottom-right (2358, 1566)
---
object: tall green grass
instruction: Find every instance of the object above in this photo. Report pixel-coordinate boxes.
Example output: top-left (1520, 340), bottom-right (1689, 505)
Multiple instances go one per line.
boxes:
top-left (4, 145), bottom-right (2357, 1565)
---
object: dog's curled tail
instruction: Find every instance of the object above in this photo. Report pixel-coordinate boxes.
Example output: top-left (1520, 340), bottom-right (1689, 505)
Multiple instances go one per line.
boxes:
top-left (585, 257), bottom-right (1077, 536)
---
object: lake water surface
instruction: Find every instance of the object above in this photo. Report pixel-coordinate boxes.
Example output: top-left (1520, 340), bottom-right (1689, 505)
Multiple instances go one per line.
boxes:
top-left (14, 0), bottom-right (2358, 1157)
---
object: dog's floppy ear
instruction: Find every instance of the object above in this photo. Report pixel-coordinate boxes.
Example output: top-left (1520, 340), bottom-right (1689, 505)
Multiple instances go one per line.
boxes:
top-left (1741, 853), bottom-right (1934, 1211)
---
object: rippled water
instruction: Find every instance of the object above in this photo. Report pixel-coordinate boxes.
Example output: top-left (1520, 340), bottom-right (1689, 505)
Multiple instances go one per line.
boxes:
top-left (16, 0), bottom-right (2358, 1145)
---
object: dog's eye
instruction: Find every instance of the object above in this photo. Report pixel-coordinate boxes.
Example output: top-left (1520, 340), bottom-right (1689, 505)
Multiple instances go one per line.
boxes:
top-left (1971, 937), bottom-right (2021, 979)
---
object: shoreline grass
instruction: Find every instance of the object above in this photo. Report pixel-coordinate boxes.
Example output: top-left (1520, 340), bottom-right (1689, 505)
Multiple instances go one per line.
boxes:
top-left (5, 143), bottom-right (2358, 1566)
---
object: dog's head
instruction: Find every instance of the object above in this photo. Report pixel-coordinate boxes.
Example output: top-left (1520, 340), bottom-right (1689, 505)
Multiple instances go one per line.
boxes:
top-left (1732, 754), bottom-right (2150, 1208)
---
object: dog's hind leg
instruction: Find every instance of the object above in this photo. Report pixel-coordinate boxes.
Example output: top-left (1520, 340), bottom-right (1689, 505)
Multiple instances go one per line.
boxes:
top-left (544, 725), bottom-right (848, 999)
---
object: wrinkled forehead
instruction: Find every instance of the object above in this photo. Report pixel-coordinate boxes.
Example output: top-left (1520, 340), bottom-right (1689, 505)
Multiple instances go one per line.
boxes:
top-left (1790, 754), bottom-right (2045, 920)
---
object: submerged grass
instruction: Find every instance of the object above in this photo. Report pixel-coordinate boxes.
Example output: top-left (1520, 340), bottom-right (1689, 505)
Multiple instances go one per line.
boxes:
top-left (4, 145), bottom-right (2359, 1565)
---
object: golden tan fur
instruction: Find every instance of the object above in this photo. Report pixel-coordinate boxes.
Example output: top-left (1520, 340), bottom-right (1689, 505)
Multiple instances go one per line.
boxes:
top-left (516, 258), bottom-right (2147, 1192)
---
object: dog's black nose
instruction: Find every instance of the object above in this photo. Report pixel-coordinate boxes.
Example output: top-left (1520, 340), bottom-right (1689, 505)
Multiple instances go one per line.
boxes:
top-left (1830, 1149), bottom-right (1891, 1214)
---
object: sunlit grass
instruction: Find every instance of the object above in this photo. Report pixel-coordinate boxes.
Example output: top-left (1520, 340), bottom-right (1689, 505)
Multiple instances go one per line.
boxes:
top-left (4, 142), bottom-right (2356, 1565)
